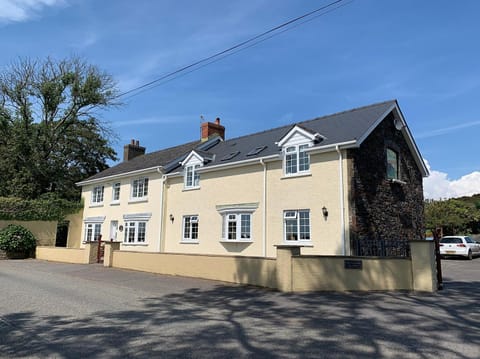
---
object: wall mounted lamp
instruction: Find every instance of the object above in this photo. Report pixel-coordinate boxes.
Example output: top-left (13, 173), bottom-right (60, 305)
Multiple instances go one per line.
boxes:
top-left (169, 214), bottom-right (174, 223)
top-left (322, 206), bottom-right (329, 218)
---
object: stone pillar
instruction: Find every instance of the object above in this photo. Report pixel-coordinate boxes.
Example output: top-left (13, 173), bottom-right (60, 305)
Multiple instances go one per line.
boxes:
top-left (410, 240), bottom-right (437, 292)
top-left (103, 242), bottom-right (120, 267)
top-left (275, 245), bottom-right (301, 292)
top-left (84, 242), bottom-right (99, 264)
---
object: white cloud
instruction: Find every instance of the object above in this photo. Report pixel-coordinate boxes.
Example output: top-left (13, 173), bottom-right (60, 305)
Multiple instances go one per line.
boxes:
top-left (423, 160), bottom-right (480, 199)
top-left (0, 0), bottom-right (65, 23)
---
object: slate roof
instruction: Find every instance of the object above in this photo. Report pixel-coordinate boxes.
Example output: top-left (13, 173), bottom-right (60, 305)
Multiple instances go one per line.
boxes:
top-left (81, 100), bottom-right (405, 183)
top-left (84, 140), bottom-right (201, 181)
top-left (193, 99), bottom-right (397, 168)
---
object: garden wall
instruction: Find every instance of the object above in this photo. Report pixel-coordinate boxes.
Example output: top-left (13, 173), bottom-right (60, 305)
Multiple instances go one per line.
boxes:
top-left (0, 220), bottom-right (57, 246)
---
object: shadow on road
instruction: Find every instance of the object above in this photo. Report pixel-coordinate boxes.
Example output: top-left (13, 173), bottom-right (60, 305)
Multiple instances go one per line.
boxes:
top-left (1, 278), bottom-right (479, 358)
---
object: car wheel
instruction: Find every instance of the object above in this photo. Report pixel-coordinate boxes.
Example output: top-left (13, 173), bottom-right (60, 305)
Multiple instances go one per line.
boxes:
top-left (467, 250), bottom-right (473, 260)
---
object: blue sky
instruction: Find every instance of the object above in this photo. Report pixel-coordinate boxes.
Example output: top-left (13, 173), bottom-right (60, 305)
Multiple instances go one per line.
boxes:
top-left (1, 0), bottom-right (479, 199)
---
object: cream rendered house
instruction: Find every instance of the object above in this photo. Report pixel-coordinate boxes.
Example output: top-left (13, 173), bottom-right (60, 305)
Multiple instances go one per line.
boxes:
top-left (77, 100), bottom-right (428, 258)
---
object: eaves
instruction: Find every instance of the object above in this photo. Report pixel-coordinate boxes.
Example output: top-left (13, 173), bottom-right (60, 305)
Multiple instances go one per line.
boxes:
top-left (76, 166), bottom-right (164, 186)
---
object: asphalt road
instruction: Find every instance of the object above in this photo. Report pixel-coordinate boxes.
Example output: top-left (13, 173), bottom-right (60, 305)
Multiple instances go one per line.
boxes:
top-left (0, 258), bottom-right (479, 358)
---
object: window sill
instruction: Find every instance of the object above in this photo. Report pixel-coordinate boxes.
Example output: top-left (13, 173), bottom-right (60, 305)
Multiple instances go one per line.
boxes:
top-left (122, 242), bottom-right (148, 246)
top-left (89, 203), bottom-right (104, 208)
top-left (283, 241), bottom-right (313, 247)
top-left (220, 239), bottom-right (253, 244)
top-left (128, 198), bottom-right (148, 204)
top-left (388, 178), bottom-right (407, 185)
top-left (281, 172), bottom-right (312, 180)
top-left (110, 201), bottom-right (120, 206)
top-left (183, 186), bottom-right (200, 192)
top-left (180, 240), bottom-right (200, 244)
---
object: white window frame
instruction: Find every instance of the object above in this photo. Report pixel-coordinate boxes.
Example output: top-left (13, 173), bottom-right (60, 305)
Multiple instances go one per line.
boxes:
top-left (122, 213), bottom-right (151, 245)
top-left (184, 164), bottom-right (200, 189)
top-left (83, 217), bottom-right (105, 243)
top-left (84, 223), bottom-right (102, 242)
top-left (182, 215), bottom-right (199, 242)
top-left (124, 221), bottom-right (147, 244)
top-left (91, 185), bottom-right (104, 205)
top-left (131, 177), bottom-right (149, 201)
top-left (111, 182), bottom-right (121, 203)
top-left (221, 212), bottom-right (252, 242)
top-left (284, 209), bottom-right (311, 242)
top-left (284, 144), bottom-right (310, 176)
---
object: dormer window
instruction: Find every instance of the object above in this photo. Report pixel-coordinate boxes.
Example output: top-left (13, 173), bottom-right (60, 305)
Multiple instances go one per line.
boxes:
top-left (277, 125), bottom-right (320, 177)
top-left (182, 150), bottom-right (209, 190)
top-left (285, 144), bottom-right (310, 175)
top-left (185, 164), bottom-right (200, 188)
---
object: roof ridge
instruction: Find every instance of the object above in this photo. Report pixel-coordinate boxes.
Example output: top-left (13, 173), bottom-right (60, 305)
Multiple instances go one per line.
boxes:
top-left (299, 99), bottom-right (397, 126)
top-left (220, 99), bottom-right (397, 144)
top-left (142, 139), bottom-right (200, 157)
top-left (115, 100), bottom-right (397, 164)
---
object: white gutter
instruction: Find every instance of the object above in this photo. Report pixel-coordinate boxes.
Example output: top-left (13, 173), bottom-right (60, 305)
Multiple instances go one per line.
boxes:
top-left (336, 145), bottom-right (346, 256)
top-left (166, 154), bottom-right (280, 179)
top-left (157, 170), bottom-right (167, 252)
top-left (306, 140), bottom-right (358, 155)
top-left (260, 159), bottom-right (267, 257)
top-left (76, 166), bottom-right (164, 186)
top-left (196, 154), bottom-right (280, 174)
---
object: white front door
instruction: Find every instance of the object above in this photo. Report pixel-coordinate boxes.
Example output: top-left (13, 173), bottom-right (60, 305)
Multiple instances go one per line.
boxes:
top-left (110, 220), bottom-right (118, 241)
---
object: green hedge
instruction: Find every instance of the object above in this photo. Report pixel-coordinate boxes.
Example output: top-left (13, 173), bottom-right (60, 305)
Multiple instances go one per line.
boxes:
top-left (0, 197), bottom-right (82, 221)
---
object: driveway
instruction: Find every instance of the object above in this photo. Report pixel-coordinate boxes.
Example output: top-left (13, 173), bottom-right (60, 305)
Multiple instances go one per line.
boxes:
top-left (0, 258), bottom-right (479, 358)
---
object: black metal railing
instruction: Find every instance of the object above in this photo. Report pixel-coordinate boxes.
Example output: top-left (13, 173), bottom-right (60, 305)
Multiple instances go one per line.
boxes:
top-left (351, 237), bottom-right (410, 257)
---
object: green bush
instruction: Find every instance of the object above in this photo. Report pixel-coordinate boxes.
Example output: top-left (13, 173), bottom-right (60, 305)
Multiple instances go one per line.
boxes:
top-left (0, 224), bottom-right (37, 254)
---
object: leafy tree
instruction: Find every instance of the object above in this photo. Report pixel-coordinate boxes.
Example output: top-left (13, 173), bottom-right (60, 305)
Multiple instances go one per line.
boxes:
top-left (425, 198), bottom-right (480, 235)
top-left (0, 57), bottom-right (119, 200)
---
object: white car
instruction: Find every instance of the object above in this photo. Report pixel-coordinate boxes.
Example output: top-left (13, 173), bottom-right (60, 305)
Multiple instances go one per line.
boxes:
top-left (440, 236), bottom-right (480, 260)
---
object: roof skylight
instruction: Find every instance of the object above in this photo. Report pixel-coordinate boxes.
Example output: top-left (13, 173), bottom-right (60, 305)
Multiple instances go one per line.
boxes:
top-left (246, 146), bottom-right (267, 156)
top-left (221, 151), bottom-right (240, 161)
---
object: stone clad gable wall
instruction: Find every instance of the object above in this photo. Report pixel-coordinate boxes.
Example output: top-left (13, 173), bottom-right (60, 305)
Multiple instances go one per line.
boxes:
top-left (348, 113), bottom-right (425, 247)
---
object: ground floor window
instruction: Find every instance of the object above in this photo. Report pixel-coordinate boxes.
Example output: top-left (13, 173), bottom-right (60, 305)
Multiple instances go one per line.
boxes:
top-left (124, 221), bottom-right (146, 243)
top-left (183, 215), bottom-right (199, 241)
top-left (284, 209), bottom-right (310, 241)
top-left (122, 213), bottom-right (151, 245)
top-left (222, 213), bottom-right (251, 241)
top-left (84, 223), bottom-right (101, 242)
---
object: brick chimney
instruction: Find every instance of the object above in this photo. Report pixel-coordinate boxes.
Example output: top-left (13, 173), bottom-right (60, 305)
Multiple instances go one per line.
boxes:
top-left (123, 139), bottom-right (146, 162)
top-left (201, 118), bottom-right (225, 142)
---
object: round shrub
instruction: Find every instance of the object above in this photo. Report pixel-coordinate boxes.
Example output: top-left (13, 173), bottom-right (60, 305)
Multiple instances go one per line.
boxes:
top-left (0, 224), bottom-right (37, 255)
